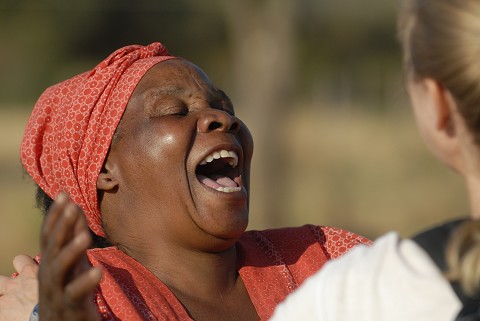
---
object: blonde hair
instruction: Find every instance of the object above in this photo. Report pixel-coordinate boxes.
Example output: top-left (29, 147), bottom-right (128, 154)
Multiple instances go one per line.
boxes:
top-left (398, 0), bottom-right (480, 143)
top-left (445, 220), bottom-right (480, 297)
top-left (398, 0), bottom-right (480, 297)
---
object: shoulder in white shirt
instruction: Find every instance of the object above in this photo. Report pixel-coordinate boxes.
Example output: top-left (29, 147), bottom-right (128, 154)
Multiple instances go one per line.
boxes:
top-left (270, 232), bottom-right (461, 321)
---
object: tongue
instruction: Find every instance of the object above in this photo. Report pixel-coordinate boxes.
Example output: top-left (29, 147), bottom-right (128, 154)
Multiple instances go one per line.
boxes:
top-left (197, 174), bottom-right (238, 189)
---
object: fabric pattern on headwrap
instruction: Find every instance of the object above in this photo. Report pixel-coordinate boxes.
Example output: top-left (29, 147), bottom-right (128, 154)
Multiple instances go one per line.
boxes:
top-left (21, 42), bottom-right (176, 237)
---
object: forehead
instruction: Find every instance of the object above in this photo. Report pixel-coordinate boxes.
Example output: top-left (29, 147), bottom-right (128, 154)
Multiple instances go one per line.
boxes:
top-left (133, 59), bottom-right (216, 99)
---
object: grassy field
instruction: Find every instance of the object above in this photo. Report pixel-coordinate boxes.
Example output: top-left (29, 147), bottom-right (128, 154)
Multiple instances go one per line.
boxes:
top-left (0, 106), bottom-right (467, 275)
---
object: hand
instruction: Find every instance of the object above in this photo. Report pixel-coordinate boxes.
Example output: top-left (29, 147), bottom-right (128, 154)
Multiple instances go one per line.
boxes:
top-left (39, 192), bottom-right (102, 321)
top-left (0, 255), bottom-right (39, 321)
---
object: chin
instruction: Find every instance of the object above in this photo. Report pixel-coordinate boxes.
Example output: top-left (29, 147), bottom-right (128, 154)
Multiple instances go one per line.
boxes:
top-left (197, 210), bottom-right (249, 249)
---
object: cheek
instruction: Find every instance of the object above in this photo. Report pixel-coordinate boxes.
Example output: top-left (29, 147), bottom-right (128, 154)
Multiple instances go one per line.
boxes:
top-left (137, 120), bottom-right (189, 160)
top-left (138, 125), bottom-right (192, 191)
top-left (118, 123), bottom-right (189, 189)
top-left (144, 132), bottom-right (178, 159)
top-left (239, 125), bottom-right (254, 161)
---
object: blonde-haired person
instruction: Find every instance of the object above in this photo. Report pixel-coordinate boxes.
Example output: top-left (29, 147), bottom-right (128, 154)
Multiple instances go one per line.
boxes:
top-left (271, 0), bottom-right (480, 320)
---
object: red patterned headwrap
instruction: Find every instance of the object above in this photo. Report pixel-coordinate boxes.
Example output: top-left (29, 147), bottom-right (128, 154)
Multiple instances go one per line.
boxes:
top-left (21, 42), bottom-right (176, 237)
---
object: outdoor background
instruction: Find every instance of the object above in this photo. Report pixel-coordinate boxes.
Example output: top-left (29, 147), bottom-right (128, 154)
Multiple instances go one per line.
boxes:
top-left (0, 0), bottom-right (467, 274)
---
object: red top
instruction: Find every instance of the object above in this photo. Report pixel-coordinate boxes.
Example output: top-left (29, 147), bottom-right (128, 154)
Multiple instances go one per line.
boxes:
top-left (87, 225), bottom-right (371, 320)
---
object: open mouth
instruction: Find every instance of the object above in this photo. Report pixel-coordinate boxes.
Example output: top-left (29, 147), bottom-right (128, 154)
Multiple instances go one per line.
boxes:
top-left (196, 149), bottom-right (241, 193)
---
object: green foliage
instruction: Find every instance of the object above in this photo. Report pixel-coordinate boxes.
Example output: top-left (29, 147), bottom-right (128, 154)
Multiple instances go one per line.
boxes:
top-left (0, 0), bottom-right (400, 108)
top-left (0, 0), bottom-right (227, 105)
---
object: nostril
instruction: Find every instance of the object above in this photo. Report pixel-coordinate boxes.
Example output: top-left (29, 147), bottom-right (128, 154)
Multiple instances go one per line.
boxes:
top-left (230, 122), bottom-right (239, 132)
top-left (208, 121), bottom-right (222, 131)
top-left (208, 121), bottom-right (239, 132)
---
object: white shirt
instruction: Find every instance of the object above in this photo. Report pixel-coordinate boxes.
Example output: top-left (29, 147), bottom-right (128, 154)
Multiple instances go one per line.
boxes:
top-left (270, 232), bottom-right (461, 321)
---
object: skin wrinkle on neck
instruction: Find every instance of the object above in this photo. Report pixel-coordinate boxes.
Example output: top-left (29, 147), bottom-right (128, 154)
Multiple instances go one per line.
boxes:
top-left (142, 243), bottom-right (240, 301)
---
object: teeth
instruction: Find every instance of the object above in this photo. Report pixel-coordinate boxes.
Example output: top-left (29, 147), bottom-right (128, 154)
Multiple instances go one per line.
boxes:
top-left (199, 149), bottom-right (238, 168)
top-left (220, 150), bottom-right (230, 158)
top-left (216, 186), bottom-right (242, 193)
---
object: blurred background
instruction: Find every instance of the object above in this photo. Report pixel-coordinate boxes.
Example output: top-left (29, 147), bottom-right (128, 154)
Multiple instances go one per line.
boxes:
top-left (0, 0), bottom-right (467, 274)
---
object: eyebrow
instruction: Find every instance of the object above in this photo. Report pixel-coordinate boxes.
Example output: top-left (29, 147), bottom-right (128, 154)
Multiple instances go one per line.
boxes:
top-left (142, 87), bottom-right (185, 100)
top-left (143, 86), bottom-right (230, 101)
top-left (142, 87), bottom-right (185, 116)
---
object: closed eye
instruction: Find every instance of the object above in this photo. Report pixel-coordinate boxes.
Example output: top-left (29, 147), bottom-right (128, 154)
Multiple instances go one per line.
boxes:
top-left (143, 87), bottom-right (189, 118)
top-left (166, 105), bottom-right (189, 116)
top-left (147, 103), bottom-right (188, 118)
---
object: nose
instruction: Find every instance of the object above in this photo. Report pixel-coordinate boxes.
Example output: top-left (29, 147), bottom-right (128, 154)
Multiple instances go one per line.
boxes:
top-left (197, 109), bottom-right (240, 133)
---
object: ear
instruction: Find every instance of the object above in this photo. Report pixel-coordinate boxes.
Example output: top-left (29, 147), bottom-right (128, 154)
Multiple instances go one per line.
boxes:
top-left (423, 78), bottom-right (455, 132)
top-left (416, 78), bottom-right (467, 172)
top-left (97, 158), bottom-right (119, 192)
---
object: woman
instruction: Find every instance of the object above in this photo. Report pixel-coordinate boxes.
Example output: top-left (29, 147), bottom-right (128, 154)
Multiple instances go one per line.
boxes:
top-left (10, 42), bottom-right (369, 320)
top-left (271, 0), bottom-right (480, 320)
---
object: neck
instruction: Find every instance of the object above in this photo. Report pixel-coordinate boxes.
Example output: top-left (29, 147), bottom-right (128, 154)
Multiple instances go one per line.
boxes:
top-left (466, 175), bottom-right (480, 219)
top-left (124, 242), bottom-right (240, 300)
top-left (458, 139), bottom-right (480, 219)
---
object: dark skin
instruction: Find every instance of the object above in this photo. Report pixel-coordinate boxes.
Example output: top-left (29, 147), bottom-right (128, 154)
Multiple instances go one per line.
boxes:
top-left (40, 59), bottom-right (258, 321)
top-left (39, 193), bottom-right (101, 321)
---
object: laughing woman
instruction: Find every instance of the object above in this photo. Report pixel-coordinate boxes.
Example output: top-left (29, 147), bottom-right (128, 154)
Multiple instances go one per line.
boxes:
top-left (11, 43), bottom-right (369, 321)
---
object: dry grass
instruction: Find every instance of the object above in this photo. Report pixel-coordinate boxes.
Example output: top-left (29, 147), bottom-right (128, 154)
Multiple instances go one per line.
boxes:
top-left (0, 105), bottom-right (468, 274)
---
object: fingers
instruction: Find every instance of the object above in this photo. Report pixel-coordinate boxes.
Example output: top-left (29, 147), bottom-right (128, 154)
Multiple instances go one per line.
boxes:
top-left (40, 193), bottom-right (92, 288)
top-left (0, 275), bottom-right (9, 295)
top-left (41, 192), bottom-right (69, 249)
top-left (0, 256), bottom-right (39, 297)
top-left (74, 207), bottom-right (88, 236)
top-left (12, 255), bottom-right (38, 274)
top-left (37, 192), bottom-right (101, 321)
top-left (54, 230), bottom-right (91, 278)
top-left (42, 212), bottom-right (87, 287)
top-left (65, 267), bottom-right (102, 304)
top-left (42, 201), bottom-right (82, 262)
